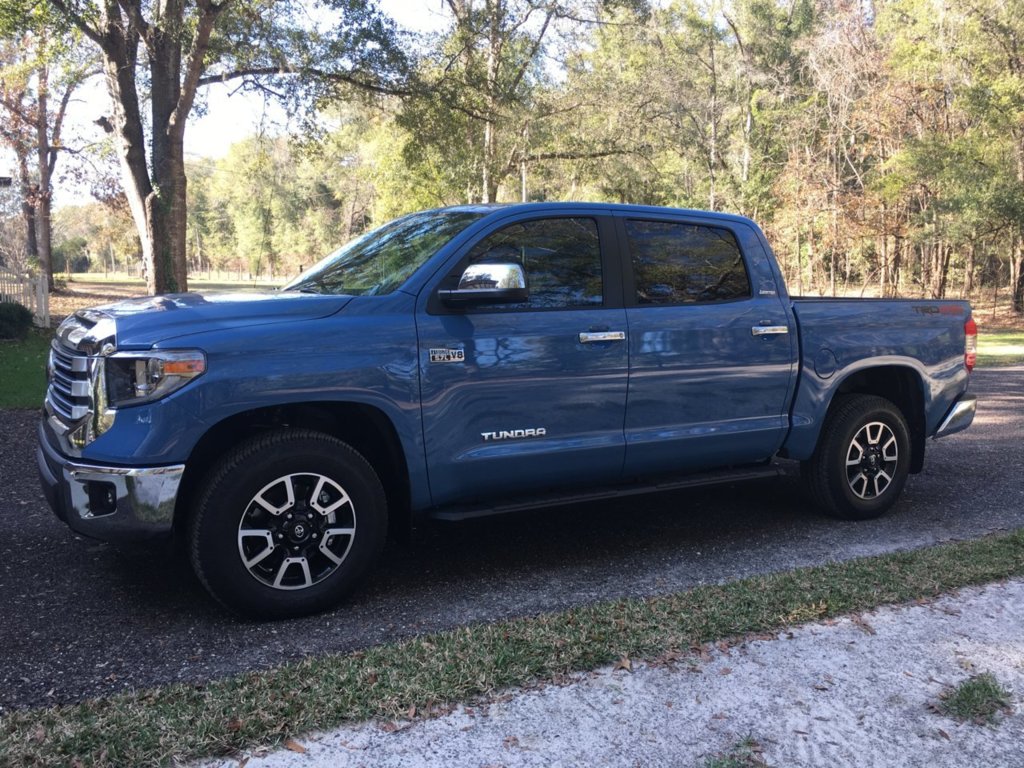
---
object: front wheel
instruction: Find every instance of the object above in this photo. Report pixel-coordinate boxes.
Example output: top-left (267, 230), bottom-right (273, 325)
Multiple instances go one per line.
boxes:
top-left (188, 430), bottom-right (387, 619)
top-left (802, 394), bottom-right (911, 520)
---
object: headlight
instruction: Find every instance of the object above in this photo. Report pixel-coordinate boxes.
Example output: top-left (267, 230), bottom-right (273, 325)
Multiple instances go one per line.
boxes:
top-left (105, 351), bottom-right (206, 408)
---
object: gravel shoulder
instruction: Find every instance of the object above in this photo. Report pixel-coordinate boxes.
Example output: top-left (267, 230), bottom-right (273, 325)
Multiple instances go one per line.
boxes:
top-left (204, 578), bottom-right (1024, 768)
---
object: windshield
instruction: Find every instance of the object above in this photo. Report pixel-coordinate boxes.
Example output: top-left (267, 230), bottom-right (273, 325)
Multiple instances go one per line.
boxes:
top-left (282, 210), bottom-right (485, 296)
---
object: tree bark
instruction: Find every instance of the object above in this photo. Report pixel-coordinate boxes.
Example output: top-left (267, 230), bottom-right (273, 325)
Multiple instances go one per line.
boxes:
top-left (147, 8), bottom-right (190, 293)
top-left (17, 150), bottom-right (38, 262)
top-left (963, 240), bottom-right (975, 298)
top-left (1013, 244), bottom-right (1024, 314)
top-left (35, 63), bottom-right (54, 290)
top-left (481, 0), bottom-right (502, 204)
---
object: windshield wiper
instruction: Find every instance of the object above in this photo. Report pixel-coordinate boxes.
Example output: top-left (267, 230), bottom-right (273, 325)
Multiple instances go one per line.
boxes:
top-left (284, 278), bottom-right (330, 294)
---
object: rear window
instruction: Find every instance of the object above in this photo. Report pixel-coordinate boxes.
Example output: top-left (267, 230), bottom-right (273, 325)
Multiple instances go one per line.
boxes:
top-left (626, 219), bottom-right (750, 305)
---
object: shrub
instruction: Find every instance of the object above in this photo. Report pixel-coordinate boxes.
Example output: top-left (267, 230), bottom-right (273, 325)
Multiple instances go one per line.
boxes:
top-left (0, 301), bottom-right (34, 340)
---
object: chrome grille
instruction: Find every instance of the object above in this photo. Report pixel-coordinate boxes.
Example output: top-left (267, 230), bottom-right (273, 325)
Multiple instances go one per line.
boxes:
top-left (47, 340), bottom-right (91, 422)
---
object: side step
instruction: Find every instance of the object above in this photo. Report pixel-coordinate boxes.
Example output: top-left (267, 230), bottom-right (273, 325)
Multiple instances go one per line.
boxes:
top-left (427, 464), bottom-right (782, 523)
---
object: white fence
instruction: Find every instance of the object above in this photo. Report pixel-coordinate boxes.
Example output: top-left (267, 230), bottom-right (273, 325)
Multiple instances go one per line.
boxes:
top-left (0, 266), bottom-right (49, 328)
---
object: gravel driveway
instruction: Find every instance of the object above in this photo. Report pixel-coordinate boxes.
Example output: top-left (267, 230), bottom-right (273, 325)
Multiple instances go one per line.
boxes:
top-left (1, 367), bottom-right (1021, 712)
top-left (201, 579), bottom-right (1024, 768)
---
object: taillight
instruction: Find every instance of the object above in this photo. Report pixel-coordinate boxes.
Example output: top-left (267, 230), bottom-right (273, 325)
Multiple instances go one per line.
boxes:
top-left (964, 317), bottom-right (977, 372)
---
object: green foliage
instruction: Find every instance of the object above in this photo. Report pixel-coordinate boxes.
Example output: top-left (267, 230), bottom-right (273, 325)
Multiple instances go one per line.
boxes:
top-left (52, 203), bottom-right (139, 274)
top-left (52, 236), bottom-right (90, 273)
top-left (0, 301), bottom-right (33, 339)
top-left (22, 0), bottom-right (1024, 303)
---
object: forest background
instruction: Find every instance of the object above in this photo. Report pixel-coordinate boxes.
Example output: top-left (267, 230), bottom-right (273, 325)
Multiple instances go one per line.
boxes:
top-left (3, 0), bottom-right (1024, 312)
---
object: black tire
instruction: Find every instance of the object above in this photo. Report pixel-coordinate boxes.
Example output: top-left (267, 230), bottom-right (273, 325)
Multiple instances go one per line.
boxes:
top-left (188, 429), bottom-right (387, 619)
top-left (801, 394), bottom-right (911, 520)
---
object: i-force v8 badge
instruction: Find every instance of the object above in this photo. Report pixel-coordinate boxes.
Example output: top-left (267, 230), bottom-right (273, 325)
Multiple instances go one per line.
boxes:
top-left (429, 348), bottom-right (465, 364)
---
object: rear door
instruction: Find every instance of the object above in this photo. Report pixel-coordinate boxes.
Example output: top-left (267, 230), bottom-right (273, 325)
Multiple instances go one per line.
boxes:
top-left (416, 213), bottom-right (629, 507)
top-left (618, 213), bottom-right (796, 476)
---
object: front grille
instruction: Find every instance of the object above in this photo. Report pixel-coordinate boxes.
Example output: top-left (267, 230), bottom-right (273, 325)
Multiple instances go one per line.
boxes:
top-left (45, 310), bottom-right (117, 451)
top-left (48, 340), bottom-right (92, 423)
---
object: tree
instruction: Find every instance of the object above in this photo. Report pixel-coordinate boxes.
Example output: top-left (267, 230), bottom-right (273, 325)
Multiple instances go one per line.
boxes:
top-left (43, 0), bottom-right (408, 294)
top-left (955, 0), bottom-right (1024, 312)
top-left (0, 13), bottom-right (95, 289)
top-left (400, 0), bottom-right (642, 205)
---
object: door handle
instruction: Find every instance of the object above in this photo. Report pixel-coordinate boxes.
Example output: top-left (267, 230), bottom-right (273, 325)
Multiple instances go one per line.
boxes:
top-left (751, 325), bottom-right (789, 337)
top-left (579, 331), bottom-right (626, 343)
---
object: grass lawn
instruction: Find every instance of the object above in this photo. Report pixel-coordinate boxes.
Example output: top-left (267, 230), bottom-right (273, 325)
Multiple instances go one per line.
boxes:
top-left (0, 329), bottom-right (51, 409)
top-left (1, 528), bottom-right (1023, 767)
top-left (977, 330), bottom-right (1024, 367)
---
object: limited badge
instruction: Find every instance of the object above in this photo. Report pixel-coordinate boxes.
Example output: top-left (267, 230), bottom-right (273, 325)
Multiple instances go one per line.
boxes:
top-left (429, 348), bottom-right (465, 364)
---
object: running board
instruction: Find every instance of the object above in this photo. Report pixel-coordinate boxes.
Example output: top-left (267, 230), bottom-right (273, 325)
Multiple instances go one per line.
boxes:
top-left (427, 465), bottom-right (781, 523)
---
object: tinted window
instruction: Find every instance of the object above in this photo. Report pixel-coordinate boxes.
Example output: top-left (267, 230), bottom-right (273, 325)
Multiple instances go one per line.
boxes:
top-left (626, 220), bottom-right (750, 305)
top-left (457, 217), bottom-right (603, 310)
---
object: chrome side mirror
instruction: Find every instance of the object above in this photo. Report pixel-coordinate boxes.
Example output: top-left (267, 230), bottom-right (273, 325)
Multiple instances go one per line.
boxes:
top-left (438, 262), bottom-right (529, 305)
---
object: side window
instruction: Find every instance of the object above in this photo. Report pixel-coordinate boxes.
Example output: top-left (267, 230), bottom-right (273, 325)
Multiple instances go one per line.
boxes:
top-left (626, 219), bottom-right (750, 305)
top-left (455, 217), bottom-right (603, 310)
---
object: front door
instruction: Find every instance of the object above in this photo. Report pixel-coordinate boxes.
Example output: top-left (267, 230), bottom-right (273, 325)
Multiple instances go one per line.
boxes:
top-left (416, 214), bottom-right (628, 507)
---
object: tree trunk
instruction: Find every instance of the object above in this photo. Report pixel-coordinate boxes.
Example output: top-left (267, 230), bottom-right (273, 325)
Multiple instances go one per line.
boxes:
top-left (17, 150), bottom-right (38, 262)
top-left (963, 240), bottom-right (975, 298)
top-left (795, 227), bottom-right (802, 296)
top-left (481, 3), bottom-right (501, 204)
top-left (1014, 143), bottom-right (1024, 313)
top-left (878, 234), bottom-right (888, 297)
top-left (482, 117), bottom-right (497, 203)
top-left (35, 64), bottom-right (54, 289)
top-left (100, 24), bottom-right (160, 291)
top-left (707, 34), bottom-right (718, 211)
top-left (144, 178), bottom-right (188, 293)
top-left (919, 242), bottom-right (930, 298)
top-left (102, 43), bottom-right (189, 293)
top-left (148, 15), bottom-right (189, 293)
top-left (1013, 244), bottom-right (1024, 314)
top-left (892, 234), bottom-right (903, 295)
top-left (935, 242), bottom-right (950, 299)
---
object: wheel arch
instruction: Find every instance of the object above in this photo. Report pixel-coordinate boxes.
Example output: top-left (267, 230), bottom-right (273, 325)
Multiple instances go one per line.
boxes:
top-left (175, 402), bottom-right (412, 540)
top-left (830, 365), bottom-right (926, 473)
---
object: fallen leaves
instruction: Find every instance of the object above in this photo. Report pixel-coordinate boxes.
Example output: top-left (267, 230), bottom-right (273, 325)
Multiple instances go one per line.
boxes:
top-left (283, 738), bottom-right (306, 754)
top-left (851, 615), bottom-right (876, 635)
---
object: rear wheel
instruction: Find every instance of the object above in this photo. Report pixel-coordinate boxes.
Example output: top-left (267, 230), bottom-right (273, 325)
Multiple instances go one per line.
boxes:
top-left (188, 430), bottom-right (387, 618)
top-left (802, 394), bottom-right (911, 520)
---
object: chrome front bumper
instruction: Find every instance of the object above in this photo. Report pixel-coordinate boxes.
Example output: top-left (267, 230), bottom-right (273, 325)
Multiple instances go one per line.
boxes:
top-left (37, 419), bottom-right (183, 540)
top-left (933, 393), bottom-right (977, 439)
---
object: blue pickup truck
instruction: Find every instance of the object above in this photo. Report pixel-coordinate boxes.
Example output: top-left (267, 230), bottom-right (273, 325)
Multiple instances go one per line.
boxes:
top-left (38, 203), bottom-right (978, 617)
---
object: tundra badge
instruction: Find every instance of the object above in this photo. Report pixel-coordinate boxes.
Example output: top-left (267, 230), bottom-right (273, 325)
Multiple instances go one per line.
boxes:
top-left (481, 428), bottom-right (547, 442)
